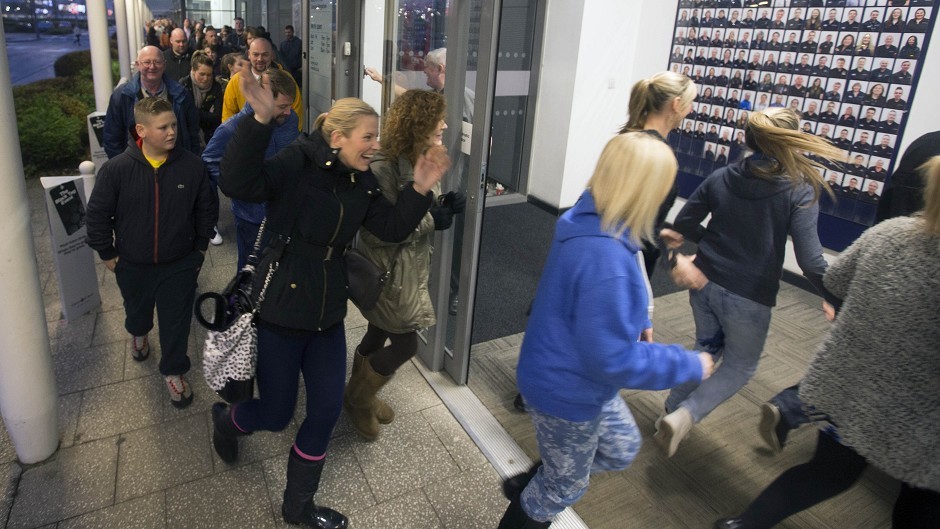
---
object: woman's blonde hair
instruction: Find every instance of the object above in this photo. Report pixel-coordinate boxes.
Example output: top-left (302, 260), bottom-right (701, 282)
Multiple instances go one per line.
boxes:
top-left (380, 90), bottom-right (446, 164)
top-left (588, 132), bottom-right (677, 244)
top-left (920, 156), bottom-right (940, 235)
top-left (619, 72), bottom-right (696, 133)
top-left (314, 98), bottom-right (378, 141)
top-left (744, 108), bottom-right (845, 201)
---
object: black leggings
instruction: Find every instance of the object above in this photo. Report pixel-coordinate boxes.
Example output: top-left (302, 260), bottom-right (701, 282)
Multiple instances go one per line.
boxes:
top-left (740, 431), bottom-right (940, 528)
top-left (358, 323), bottom-right (418, 376)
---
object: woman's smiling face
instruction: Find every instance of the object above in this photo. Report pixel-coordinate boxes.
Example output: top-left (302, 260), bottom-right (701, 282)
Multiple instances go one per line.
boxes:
top-left (332, 115), bottom-right (379, 171)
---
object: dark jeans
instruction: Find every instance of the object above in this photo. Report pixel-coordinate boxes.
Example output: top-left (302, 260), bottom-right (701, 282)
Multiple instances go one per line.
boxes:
top-left (739, 431), bottom-right (940, 528)
top-left (232, 322), bottom-right (346, 456)
top-left (114, 250), bottom-right (203, 376)
top-left (234, 217), bottom-right (266, 272)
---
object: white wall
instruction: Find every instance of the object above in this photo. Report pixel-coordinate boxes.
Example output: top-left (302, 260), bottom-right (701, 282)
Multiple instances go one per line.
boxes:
top-left (528, 0), bottom-right (678, 209)
top-left (526, 0), bottom-right (585, 208)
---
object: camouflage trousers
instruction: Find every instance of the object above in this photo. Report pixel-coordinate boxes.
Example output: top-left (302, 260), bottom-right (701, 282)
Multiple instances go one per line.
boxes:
top-left (521, 395), bottom-right (642, 522)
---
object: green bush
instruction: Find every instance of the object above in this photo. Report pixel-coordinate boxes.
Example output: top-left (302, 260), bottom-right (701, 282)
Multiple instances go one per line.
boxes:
top-left (14, 76), bottom-right (98, 176)
top-left (53, 51), bottom-right (92, 78)
top-left (16, 50), bottom-right (120, 177)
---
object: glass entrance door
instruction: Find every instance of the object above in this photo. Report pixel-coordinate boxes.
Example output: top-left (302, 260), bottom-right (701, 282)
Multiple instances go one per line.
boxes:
top-left (362, 0), bottom-right (538, 385)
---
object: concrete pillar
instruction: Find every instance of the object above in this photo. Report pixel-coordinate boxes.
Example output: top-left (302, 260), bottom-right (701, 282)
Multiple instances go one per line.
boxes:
top-left (86, 0), bottom-right (113, 111)
top-left (0, 25), bottom-right (60, 465)
top-left (113, 0), bottom-right (131, 80)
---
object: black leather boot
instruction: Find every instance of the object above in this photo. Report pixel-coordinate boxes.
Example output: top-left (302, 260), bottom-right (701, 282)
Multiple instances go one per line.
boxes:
top-left (497, 494), bottom-right (551, 529)
top-left (502, 461), bottom-right (542, 500)
top-left (282, 449), bottom-right (348, 528)
top-left (212, 402), bottom-right (250, 463)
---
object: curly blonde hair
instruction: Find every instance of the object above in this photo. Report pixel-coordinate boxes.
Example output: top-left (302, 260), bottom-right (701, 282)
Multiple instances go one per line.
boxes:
top-left (380, 90), bottom-right (446, 164)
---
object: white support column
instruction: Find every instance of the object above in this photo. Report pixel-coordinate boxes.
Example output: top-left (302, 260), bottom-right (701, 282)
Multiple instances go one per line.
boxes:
top-left (127, 0), bottom-right (140, 61)
top-left (113, 0), bottom-right (131, 80)
top-left (0, 25), bottom-right (60, 465)
top-left (86, 0), bottom-right (114, 111)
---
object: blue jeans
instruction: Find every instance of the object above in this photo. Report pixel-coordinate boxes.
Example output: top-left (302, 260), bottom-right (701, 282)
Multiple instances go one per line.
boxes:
top-left (234, 217), bottom-right (263, 272)
top-left (521, 396), bottom-right (642, 522)
top-left (665, 281), bottom-right (772, 423)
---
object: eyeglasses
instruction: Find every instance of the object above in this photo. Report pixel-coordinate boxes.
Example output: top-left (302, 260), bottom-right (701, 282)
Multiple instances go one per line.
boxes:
top-left (137, 60), bottom-right (165, 68)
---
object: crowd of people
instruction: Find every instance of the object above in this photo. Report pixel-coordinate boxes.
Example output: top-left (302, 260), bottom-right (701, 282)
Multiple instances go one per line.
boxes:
top-left (84, 11), bottom-right (937, 528)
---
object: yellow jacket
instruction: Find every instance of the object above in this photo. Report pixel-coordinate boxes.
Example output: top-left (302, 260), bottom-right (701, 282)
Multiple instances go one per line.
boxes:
top-left (222, 69), bottom-right (303, 130)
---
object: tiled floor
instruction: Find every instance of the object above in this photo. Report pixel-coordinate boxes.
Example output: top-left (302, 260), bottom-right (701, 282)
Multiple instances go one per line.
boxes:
top-left (0, 180), bottom-right (506, 529)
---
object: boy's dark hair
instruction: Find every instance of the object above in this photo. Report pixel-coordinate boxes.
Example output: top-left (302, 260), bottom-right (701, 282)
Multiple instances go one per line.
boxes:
top-left (266, 69), bottom-right (296, 100)
top-left (134, 97), bottom-right (174, 125)
top-left (285, 24), bottom-right (294, 31)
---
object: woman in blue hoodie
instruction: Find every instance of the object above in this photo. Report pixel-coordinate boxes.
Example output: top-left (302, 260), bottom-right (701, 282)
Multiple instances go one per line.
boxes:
top-left (497, 133), bottom-right (714, 529)
top-left (654, 108), bottom-right (843, 458)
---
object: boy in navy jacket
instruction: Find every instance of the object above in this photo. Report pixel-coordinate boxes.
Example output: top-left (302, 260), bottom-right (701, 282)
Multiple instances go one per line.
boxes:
top-left (87, 97), bottom-right (218, 409)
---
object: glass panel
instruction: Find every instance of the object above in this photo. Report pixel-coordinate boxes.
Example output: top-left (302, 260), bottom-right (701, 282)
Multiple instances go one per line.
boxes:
top-left (484, 0), bottom-right (537, 196)
top-left (379, 0), bottom-right (448, 114)
top-left (443, 0), bottom-right (482, 358)
top-left (307, 0), bottom-right (336, 123)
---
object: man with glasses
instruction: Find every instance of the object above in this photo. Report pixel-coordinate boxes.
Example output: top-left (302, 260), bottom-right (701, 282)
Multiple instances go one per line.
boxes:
top-left (103, 46), bottom-right (200, 159)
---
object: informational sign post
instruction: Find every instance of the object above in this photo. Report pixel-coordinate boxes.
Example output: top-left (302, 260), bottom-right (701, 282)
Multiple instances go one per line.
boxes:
top-left (40, 175), bottom-right (101, 321)
top-left (87, 111), bottom-right (107, 175)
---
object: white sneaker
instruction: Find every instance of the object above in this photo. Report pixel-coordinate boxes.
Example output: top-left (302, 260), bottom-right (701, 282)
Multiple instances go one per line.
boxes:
top-left (210, 227), bottom-right (223, 246)
top-left (654, 407), bottom-right (693, 457)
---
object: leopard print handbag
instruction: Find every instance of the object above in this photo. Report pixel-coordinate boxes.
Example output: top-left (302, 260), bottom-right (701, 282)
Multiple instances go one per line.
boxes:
top-left (201, 223), bottom-right (277, 403)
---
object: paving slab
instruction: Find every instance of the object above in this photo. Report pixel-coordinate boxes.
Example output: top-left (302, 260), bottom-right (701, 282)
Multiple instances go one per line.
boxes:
top-left (6, 438), bottom-right (118, 529)
top-left (57, 492), bottom-right (167, 529)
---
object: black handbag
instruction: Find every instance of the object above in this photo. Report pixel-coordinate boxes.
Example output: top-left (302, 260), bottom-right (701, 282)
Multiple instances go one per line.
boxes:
top-left (346, 243), bottom-right (405, 311)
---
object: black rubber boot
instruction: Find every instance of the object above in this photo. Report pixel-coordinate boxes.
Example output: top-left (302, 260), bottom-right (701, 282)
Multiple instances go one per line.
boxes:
top-left (282, 449), bottom-right (349, 528)
top-left (212, 402), bottom-right (250, 463)
top-left (497, 494), bottom-right (552, 529)
top-left (502, 461), bottom-right (542, 500)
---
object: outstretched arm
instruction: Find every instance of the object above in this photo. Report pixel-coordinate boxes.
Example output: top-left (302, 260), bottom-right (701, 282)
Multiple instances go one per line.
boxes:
top-left (364, 67), bottom-right (407, 97)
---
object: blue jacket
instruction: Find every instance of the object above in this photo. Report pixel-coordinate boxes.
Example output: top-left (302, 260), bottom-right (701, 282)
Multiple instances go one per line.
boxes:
top-left (103, 73), bottom-right (201, 159)
top-left (517, 191), bottom-right (703, 422)
top-left (202, 104), bottom-right (300, 223)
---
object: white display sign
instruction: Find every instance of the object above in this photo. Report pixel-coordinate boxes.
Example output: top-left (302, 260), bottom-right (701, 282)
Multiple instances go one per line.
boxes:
top-left (41, 175), bottom-right (101, 321)
top-left (87, 112), bottom-right (107, 175)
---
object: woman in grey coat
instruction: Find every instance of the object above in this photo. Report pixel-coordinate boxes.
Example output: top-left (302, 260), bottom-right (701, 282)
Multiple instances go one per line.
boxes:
top-left (344, 90), bottom-right (465, 441)
top-left (716, 157), bottom-right (940, 529)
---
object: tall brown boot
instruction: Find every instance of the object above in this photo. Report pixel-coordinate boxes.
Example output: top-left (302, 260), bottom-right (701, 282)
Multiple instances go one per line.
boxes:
top-left (349, 348), bottom-right (395, 424)
top-left (344, 353), bottom-right (393, 441)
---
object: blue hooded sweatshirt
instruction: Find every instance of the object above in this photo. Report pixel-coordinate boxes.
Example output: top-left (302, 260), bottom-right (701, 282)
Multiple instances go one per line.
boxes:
top-left (517, 190), bottom-right (704, 422)
top-left (202, 104), bottom-right (300, 224)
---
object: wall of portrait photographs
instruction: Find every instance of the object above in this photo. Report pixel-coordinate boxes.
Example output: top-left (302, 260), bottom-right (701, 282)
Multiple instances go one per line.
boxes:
top-left (665, 0), bottom-right (936, 247)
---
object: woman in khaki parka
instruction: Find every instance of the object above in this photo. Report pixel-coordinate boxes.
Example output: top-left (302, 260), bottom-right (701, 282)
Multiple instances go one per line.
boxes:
top-left (344, 90), bottom-right (465, 440)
